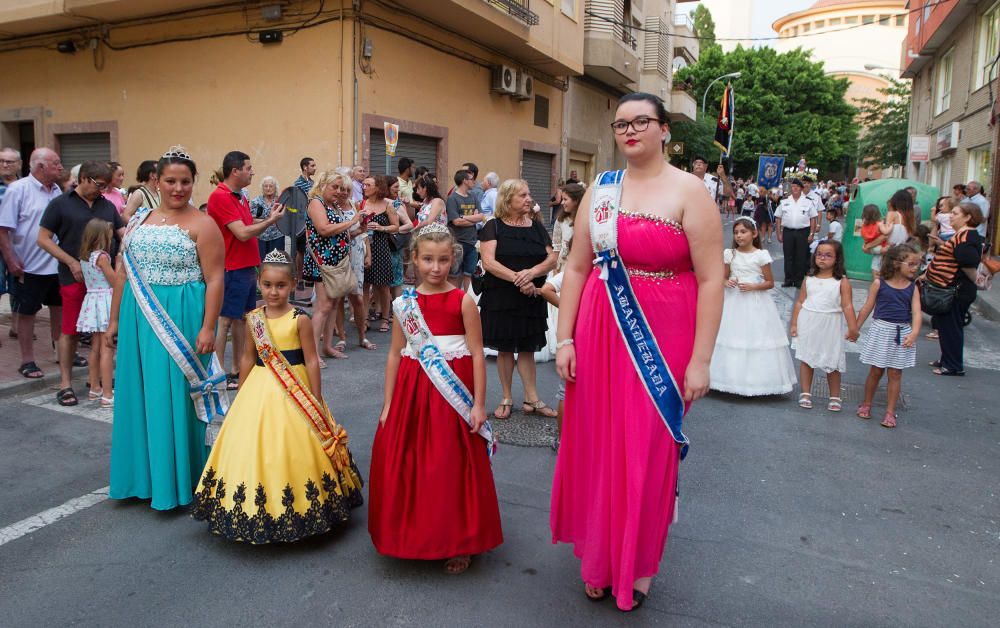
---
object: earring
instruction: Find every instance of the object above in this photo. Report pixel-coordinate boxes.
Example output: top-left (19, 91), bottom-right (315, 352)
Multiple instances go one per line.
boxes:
top-left (663, 131), bottom-right (671, 144)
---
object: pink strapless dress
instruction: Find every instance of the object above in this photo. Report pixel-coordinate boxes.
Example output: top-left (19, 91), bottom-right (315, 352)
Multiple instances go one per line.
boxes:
top-left (550, 210), bottom-right (697, 611)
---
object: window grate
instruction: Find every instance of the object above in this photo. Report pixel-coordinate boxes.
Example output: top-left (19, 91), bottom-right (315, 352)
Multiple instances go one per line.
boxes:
top-left (483, 0), bottom-right (539, 25)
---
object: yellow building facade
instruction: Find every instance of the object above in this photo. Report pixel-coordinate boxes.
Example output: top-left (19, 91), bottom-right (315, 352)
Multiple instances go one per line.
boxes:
top-left (0, 1), bottom-right (582, 207)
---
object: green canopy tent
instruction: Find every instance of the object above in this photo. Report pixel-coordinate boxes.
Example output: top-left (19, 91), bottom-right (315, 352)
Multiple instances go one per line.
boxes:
top-left (843, 179), bottom-right (940, 280)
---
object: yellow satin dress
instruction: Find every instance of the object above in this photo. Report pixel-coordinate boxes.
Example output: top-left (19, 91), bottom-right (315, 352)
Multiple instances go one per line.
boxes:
top-left (191, 307), bottom-right (364, 543)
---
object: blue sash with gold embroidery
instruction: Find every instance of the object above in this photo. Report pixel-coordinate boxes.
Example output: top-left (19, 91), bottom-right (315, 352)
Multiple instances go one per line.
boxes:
top-left (590, 170), bottom-right (689, 458)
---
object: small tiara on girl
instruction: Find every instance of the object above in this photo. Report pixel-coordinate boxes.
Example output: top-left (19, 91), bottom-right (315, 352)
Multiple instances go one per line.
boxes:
top-left (162, 145), bottom-right (192, 160)
top-left (734, 215), bottom-right (757, 229)
top-left (262, 249), bottom-right (290, 264)
top-left (416, 222), bottom-right (451, 236)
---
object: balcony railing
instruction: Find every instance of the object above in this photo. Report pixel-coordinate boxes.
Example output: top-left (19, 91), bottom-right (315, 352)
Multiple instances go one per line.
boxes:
top-left (484, 0), bottom-right (539, 25)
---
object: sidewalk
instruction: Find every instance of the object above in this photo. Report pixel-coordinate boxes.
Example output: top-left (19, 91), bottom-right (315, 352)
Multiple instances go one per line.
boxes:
top-left (0, 298), bottom-right (91, 399)
top-left (973, 280), bottom-right (1000, 321)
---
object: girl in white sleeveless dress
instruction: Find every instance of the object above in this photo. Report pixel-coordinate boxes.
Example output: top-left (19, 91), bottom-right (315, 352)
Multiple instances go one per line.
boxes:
top-left (790, 241), bottom-right (860, 411)
top-left (711, 218), bottom-right (796, 396)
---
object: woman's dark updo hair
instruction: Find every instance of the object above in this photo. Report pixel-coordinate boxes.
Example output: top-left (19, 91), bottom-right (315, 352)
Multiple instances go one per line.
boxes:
top-left (136, 160), bottom-right (158, 183)
top-left (157, 153), bottom-right (198, 178)
top-left (617, 92), bottom-right (670, 127)
top-left (416, 174), bottom-right (441, 201)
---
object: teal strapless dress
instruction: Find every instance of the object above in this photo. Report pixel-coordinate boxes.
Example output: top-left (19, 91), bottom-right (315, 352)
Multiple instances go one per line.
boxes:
top-left (109, 223), bottom-right (212, 510)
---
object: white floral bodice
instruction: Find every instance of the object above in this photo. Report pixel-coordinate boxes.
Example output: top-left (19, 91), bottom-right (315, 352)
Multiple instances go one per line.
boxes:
top-left (126, 224), bottom-right (203, 285)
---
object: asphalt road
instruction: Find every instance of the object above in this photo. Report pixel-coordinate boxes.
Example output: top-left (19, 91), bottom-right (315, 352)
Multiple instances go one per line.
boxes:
top-left (1, 235), bottom-right (998, 627)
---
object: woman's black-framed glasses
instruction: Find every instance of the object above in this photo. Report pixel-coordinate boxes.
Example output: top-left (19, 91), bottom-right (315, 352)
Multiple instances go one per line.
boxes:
top-left (610, 116), bottom-right (661, 135)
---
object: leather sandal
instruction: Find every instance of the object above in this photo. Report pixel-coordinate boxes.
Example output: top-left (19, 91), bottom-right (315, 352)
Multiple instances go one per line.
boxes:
top-left (798, 392), bottom-right (813, 409)
top-left (827, 397), bottom-right (842, 412)
top-left (880, 412), bottom-right (897, 428)
top-left (522, 399), bottom-right (557, 417)
top-left (444, 555), bottom-right (471, 575)
top-left (856, 403), bottom-right (872, 420)
top-left (584, 584), bottom-right (611, 602)
top-left (493, 399), bottom-right (513, 419)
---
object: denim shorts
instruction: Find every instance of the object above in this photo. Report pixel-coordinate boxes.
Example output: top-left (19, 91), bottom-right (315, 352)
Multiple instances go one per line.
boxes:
top-left (221, 267), bottom-right (258, 319)
top-left (458, 242), bottom-right (479, 277)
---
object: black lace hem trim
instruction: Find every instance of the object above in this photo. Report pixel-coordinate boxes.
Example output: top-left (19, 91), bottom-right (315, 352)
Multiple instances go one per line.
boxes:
top-left (190, 460), bottom-right (364, 544)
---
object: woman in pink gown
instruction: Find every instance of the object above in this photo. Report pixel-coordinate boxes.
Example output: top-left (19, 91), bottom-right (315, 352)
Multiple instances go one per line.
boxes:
top-left (551, 93), bottom-right (724, 612)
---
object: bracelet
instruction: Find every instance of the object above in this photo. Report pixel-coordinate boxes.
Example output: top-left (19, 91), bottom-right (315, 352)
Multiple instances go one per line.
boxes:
top-left (555, 339), bottom-right (574, 350)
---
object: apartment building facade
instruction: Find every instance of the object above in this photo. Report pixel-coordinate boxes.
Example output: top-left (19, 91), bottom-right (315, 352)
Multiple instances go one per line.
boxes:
top-left (564, 0), bottom-right (699, 183)
top-left (901, 0), bottom-right (998, 252)
top-left (0, 0), bottom-right (582, 208)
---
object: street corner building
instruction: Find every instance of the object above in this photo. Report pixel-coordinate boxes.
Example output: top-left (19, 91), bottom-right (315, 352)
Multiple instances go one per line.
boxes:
top-left (0, 1), bottom-right (582, 216)
top-left (900, 0), bottom-right (1000, 254)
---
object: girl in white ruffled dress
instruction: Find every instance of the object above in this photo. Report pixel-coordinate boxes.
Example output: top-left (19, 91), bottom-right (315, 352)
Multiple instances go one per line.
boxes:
top-left (711, 217), bottom-right (797, 396)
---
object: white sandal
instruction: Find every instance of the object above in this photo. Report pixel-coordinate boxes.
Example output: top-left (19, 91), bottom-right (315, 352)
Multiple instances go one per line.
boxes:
top-left (827, 397), bottom-right (842, 412)
top-left (798, 392), bottom-right (813, 409)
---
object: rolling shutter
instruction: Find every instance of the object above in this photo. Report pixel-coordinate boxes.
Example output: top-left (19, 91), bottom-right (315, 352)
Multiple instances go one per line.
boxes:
top-left (369, 130), bottom-right (438, 177)
top-left (521, 149), bottom-right (555, 224)
top-left (57, 133), bottom-right (111, 167)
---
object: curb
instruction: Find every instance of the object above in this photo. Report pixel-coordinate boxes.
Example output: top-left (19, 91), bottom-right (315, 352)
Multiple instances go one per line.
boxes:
top-left (0, 371), bottom-right (63, 400)
top-left (973, 293), bottom-right (1000, 322)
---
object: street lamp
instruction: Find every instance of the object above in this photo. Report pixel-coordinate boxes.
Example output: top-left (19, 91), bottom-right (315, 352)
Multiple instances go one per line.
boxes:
top-left (701, 71), bottom-right (742, 115)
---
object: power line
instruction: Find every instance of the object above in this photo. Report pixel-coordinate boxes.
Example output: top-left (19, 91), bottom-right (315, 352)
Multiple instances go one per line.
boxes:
top-left (584, 0), bottom-right (948, 44)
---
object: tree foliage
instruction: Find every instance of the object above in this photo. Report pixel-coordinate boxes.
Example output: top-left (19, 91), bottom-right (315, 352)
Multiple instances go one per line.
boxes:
top-left (670, 112), bottom-right (718, 167)
top-left (855, 76), bottom-right (911, 169)
top-left (674, 46), bottom-right (859, 178)
top-left (691, 5), bottom-right (719, 52)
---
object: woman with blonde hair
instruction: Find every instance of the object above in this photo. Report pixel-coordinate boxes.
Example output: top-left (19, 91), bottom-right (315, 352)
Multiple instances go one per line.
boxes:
top-left (250, 176), bottom-right (285, 260)
top-left (305, 171), bottom-right (371, 364)
top-left (479, 179), bottom-right (557, 419)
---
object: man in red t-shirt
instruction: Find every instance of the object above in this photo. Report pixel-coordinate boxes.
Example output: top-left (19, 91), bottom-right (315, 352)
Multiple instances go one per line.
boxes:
top-left (207, 150), bottom-right (284, 386)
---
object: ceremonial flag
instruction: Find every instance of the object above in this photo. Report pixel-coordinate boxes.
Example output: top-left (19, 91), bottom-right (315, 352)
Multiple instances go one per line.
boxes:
top-left (713, 82), bottom-right (734, 156)
top-left (756, 155), bottom-right (785, 190)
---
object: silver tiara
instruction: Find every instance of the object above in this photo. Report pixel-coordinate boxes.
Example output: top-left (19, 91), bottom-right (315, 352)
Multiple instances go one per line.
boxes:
top-left (262, 249), bottom-right (290, 264)
top-left (162, 145), bottom-right (192, 160)
top-left (416, 222), bottom-right (451, 237)
top-left (735, 215), bottom-right (757, 229)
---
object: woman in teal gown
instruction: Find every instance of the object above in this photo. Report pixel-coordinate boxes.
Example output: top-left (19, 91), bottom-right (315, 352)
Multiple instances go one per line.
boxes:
top-left (107, 149), bottom-right (225, 510)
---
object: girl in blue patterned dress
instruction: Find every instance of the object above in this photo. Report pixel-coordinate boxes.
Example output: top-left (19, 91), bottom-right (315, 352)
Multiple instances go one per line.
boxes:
top-left (107, 149), bottom-right (226, 510)
top-left (76, 218), bottom-right (116, 408)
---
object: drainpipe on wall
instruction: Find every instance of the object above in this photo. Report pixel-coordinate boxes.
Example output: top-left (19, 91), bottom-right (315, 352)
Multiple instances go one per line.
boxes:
top-left (338, 3), bottom-right (345, 165)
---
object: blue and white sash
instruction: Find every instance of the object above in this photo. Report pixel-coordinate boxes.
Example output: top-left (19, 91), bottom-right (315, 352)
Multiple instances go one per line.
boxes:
top-left (589, 170), bottom-right (689, 459)
top-left (122, 208), bottom-right (229, 444)
top-left (392, 287), bottom-right (495, 458)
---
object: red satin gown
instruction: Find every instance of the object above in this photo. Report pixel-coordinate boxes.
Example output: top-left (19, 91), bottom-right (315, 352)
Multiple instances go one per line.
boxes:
top-left (368, 288), bottom-right (503, 558)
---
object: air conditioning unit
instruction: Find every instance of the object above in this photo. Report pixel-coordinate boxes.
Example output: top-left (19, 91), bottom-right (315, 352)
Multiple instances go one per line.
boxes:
top-left (492, 65), bottom-right (516, 94)
top-left (514, 70), bottom-right (534, 101)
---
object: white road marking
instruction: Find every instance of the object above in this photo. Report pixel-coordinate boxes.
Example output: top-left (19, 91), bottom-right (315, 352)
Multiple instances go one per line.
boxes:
top-left (20, 392), bottom-right (113, 423)
top-left (0, 487), bottom-right (109, 547)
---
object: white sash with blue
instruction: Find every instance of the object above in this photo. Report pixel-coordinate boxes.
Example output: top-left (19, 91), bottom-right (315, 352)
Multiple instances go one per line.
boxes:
top-left (392, 287), bottom-right (496, 459)
top-left (590, 170), bottom-right (689, 459)
top-left (122, 208), bottom-right (230, 445)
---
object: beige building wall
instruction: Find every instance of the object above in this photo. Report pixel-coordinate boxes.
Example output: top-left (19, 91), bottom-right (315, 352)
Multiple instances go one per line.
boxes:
top-left (354, 21), bottom-right (564, 184)
top-left (906, 10), bottom-right (995, 197)
top-left (0, 1), bottom-right (580, 203)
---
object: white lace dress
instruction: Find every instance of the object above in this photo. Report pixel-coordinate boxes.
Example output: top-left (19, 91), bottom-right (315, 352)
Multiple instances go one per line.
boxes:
top-left (711, 249), bottom-right (797, 395)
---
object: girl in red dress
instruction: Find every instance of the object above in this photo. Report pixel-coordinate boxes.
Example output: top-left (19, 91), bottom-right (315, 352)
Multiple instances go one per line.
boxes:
top-left (368, 225), bottom-right (502, 574)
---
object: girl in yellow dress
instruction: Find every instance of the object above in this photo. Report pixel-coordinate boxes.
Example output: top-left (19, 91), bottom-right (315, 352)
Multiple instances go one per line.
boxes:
top-left (191, 250), bottom-right (364, 543)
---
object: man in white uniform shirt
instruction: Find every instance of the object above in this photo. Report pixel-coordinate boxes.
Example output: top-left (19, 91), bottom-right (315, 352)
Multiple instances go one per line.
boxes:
top-left (691, 155), bottom-right (734, 210)
top-left (774, 178), bottom-right (818, 288)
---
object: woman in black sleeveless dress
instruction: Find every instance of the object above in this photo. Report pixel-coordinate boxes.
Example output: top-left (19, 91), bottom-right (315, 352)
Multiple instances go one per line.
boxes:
top-left (479, 179), bottom-right (557, 419)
